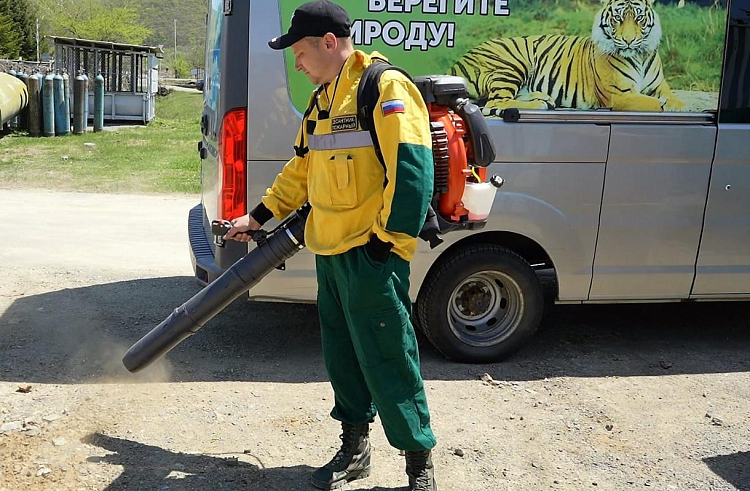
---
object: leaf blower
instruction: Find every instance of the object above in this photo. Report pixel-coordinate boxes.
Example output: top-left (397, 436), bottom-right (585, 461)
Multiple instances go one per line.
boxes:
top-left (122, 74), bottom-right (500, 373)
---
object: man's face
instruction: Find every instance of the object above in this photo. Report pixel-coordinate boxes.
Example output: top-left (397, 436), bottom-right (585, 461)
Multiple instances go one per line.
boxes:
top-left (291, 37), bottom-right (332, 85)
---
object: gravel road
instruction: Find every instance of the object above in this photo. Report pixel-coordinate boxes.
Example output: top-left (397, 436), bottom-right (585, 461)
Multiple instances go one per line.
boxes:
top-left (1, 189), bottom-right (748, 491)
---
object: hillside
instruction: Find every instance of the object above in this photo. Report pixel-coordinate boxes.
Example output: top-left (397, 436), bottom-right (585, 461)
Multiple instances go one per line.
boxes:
top-left (132, 0), bottom-right (207, 50)
top-left (27, 0), bottom-right (208, 66)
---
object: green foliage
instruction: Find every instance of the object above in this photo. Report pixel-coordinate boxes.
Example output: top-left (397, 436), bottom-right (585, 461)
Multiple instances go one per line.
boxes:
top-left (0, 0), bottom-right (37, 59)
top-left (34, 0), bottom-right (152, 44)
top-left (134, 0), bottom-right (206, 50)
top-left (658, 3), bottom-right (727, 92)
top-left (133, 0), bottom-right (206, 70)
top-left (185, 37), bottom-right (206, 72)
top-left (163, 54), bottom-right (193, 78)
top-left (0, 12), bottom-right (21, 58)
top-left (29, 0), bottom-right (206, 69)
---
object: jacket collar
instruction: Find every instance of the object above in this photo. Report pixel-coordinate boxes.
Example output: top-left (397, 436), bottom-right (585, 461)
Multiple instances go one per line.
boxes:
top-left (342, 50), bottom-right (387, 79)
top-left (318, 50), bottom-right (388, 108)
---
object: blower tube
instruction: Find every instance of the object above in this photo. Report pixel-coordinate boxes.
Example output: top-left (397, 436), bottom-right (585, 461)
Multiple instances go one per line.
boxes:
top-left (122, 204), bottom-right (310, 373)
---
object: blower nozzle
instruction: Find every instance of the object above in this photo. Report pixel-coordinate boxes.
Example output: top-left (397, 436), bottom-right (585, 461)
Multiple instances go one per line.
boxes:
top-left (122, 204), bottom-right (310, 373)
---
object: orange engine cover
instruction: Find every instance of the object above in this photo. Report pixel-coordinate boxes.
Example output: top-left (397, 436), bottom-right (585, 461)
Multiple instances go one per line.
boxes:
top-left (428, 104), bottom-right (486, 221)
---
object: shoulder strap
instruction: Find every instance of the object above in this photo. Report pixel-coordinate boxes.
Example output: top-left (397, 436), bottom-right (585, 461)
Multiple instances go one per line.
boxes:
top-left (357, 58), bottom-right (412, 186)
top-left (294, 86), bottom-right (324, 158)
top-left (357, 60), bottom-right (444, 249)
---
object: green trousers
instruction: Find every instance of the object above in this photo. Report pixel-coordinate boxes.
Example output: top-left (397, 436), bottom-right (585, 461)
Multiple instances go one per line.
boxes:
top-left (315, 245), bottom-right (436, 451)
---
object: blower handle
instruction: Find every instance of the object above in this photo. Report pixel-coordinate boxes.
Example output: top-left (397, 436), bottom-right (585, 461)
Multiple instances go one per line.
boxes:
top-left (211, 221), bottom-right (267, 248)
top-left (450, 97), bottom-right (496, 167)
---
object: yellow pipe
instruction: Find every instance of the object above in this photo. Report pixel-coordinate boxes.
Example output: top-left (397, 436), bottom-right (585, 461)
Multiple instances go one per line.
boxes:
top-left (0, 72), bottom-right (29, 125)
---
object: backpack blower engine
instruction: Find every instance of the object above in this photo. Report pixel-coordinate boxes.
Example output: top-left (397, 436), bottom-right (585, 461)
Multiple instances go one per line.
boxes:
top-left (414, 75), bottom-right (501, 247)
top-left (122, 74), bottom-right (501, 373)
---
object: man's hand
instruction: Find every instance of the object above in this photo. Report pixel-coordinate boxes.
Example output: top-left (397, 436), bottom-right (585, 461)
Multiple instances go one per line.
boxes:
top-left (224, 214), bottom-right (262, 242)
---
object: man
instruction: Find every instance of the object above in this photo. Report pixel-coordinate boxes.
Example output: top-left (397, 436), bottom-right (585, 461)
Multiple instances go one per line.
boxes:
top-left (225, 1), bottom-right (438, 489)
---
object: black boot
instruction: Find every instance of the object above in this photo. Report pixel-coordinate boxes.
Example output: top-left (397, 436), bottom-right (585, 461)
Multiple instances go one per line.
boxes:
top-left (405, 450), bottom-right (438, 491)
top-left (310, 422), bottom-right (372, 490)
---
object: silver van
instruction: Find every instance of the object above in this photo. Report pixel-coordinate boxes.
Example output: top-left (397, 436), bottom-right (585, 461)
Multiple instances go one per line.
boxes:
top-left (191, 0), bottom-right (750, 362)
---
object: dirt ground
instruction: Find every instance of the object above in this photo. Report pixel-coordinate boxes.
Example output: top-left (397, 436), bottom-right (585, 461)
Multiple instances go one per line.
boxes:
top-left (0, 189), bottom-right (749, 491)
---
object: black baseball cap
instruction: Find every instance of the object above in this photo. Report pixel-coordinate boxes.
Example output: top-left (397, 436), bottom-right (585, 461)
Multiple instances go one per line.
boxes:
top-left (268, 0), bottom-right (352, 50)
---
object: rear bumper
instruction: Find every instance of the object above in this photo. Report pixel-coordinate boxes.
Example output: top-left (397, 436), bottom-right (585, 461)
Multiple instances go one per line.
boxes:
top-left (188, 203), bottom-right (249, 286)
top-left (188, 203), bottom-right (223, 286)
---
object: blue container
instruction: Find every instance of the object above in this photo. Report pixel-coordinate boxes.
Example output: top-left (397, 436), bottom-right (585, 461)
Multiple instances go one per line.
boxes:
top-left (16, 72), bottom-right (29, 131)
top-left (53, 72), bottom-right (70, 136)
top-left (42, 74), bottom-right (55, 137)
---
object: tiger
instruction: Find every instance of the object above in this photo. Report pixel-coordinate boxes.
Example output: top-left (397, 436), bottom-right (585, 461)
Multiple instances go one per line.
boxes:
top-left (450, 0), bottom-right (686, 114)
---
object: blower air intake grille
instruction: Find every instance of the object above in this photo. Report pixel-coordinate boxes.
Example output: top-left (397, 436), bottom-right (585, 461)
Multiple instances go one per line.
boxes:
top-left (430, 121), bottom-right (449, 195)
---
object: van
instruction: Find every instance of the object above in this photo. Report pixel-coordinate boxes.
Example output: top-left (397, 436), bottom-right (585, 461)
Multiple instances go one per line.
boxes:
top-left (191, 0), bottom-right (750, 362)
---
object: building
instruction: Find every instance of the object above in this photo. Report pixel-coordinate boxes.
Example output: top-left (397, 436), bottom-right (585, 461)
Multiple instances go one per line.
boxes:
top-left (49, 36), bottom-right (164, 123)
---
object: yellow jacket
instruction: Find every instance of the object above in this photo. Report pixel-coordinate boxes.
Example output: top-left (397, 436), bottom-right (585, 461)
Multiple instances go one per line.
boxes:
top-left (257, 50), bottom-right (434, 261)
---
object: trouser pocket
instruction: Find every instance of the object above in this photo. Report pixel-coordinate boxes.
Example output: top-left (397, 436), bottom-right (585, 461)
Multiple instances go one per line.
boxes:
top-left (356, 307), bottom-right (410, 368)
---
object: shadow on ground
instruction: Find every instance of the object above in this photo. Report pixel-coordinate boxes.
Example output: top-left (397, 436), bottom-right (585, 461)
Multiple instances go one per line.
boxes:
top-left (703, 451), bottom-right (750, 491)
top-left (0, 275), bottom-right (748, 384)
top-left (83, 432), bottom-right (400, 491)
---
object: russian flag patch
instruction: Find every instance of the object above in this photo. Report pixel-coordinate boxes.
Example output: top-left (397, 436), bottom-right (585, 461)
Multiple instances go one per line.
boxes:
top-left (381, 99), bottom-right (405, 116)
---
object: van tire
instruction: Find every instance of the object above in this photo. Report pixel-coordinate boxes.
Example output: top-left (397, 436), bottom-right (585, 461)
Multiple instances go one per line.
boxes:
top-left (416, 243), bottom-right (544, 363)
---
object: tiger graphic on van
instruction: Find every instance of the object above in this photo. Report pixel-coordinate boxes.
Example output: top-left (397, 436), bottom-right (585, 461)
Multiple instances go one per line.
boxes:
top-left (450, 0), bottom-right (686, 114)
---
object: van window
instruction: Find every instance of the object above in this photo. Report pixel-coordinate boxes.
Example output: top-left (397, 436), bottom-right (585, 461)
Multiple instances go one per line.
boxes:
top-left (280, 0), bottom-right (728, 118)
top-left (719, 0), bottom-right (750, 123)
top-left (205, 0), bottom-right (224, 110)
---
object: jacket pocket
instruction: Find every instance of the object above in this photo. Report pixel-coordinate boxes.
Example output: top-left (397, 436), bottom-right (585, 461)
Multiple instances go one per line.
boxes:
top-left (328, 152), bottom-right (358, 209)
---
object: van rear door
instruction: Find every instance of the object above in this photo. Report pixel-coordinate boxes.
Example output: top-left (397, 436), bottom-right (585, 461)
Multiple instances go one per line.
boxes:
top-left (192, 0), bottom-right (250, 284)
top-left (201, 0), bottom-right (224, 224)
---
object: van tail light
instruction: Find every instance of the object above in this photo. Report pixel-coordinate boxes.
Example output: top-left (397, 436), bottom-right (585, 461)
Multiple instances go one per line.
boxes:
top-left (218, 108), bottom-right (247, 221)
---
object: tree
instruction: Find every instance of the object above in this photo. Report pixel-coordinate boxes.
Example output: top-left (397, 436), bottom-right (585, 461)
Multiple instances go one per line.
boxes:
top-left (185, 37), bottom-right (205, 73)
top-left (0, 0), bottom-right (36, 59)
top-left (0, 11), bottom-right (21, 58)
top-left (163, 53), bottom-right (192, 78)
top-left (35, 0), bottom-right (151, 45)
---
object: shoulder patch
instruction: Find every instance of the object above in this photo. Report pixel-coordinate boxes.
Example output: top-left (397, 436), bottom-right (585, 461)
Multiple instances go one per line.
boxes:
top-left (381, 99), bottom-right (405, 116)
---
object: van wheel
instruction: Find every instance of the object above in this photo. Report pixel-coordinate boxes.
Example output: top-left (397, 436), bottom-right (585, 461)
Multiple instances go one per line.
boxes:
top-left (416, 243), bottom-right (544, 363)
